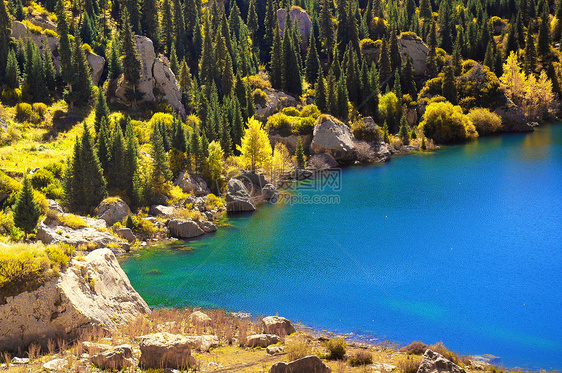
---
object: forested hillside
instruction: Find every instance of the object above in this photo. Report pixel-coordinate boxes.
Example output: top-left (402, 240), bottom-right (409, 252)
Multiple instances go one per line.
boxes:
top-left (0, 0), bottom-right (561, 235)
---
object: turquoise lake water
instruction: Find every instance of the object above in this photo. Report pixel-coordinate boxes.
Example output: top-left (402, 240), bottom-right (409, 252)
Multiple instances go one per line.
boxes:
top-left (121, 124), bottom-right (562, 370)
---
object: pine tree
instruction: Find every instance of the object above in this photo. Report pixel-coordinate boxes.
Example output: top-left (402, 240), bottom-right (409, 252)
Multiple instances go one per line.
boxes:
top-left (483, 41), bottom-right (495, 71)
top-left (419, 0), bottom-right (432, 21)
top-left (393, 69), bottom-right (402, 100)
top-left (6, 49), bottom-right (20, 89)
top-left (295, 136), bottom-right (305, 168)
top-left (336, 74), bottom-right (349, 120)
top-left (305, 32), bottom-right (321, 85)
top-left (326, 72), bottom-right (337, 115)
top-left (315, 69), bottom-right (327, 112)
top-left (389, 30), bottom-right (402, 72)
top-left (199, 15), bottom-right (216, 89)
top-left (398, 116), bottom-right (410, 145)
top-left (72, 38), bottom-right (94, 105)
top-left (191, 131), bottom-right (201, 174)
top-left (96, 116), bottom-right (111, 175)
top-left (169, 44), bottom-right (179, 75)
top-left (452, 38), bottom-right (462, 76)
top-left (124, 119), bottom-right (140, 206)
top-left (425, 21), bottom-right (438, 78)
top-left (438, 0), bottom-right (453, 53)
top-left (319, 0), bottom-right (334, 60)
top-left (378, 37), bottom-right (392, 89)
top-left (150, 124), bottom-right (172, 195)
top-left (246, 0), bottom-right (258, 39)
top-left (14, 0), bottom-right (24, 21)
top-left (107, 124), bottom-right (127, 193)
top-left (282, 27), bottom-right (303, 96)
top-left (108, 35), bottom-right (123, 80)
top-left (121, 9), bottom-right (143, 108)
top-left (56, 0), bottom-right (75, 107)
top-left (402, 56), bottom-right (417, 99)
top-left (94, 88), bottom-right (110, 134)
top-left (504, 27), bottom-right (519, 59)
top-left (13, 175), bottom-right (41, 239)
top-left (141, 0), bottom-right (160, 50)
top-left (221, 53), bottom-right (235, 97)
top-left (28, 43), bottom-right (47, 102)
top-left (382, 121), bottom-right (390, 143)
top-left (270, 24), bottom-right (283, 90)
top-left (161, 0), bottom-right (173, 53)
top-left (537, 3), bottom-right (551, 61)
top-left (43, 41), bottom-right (56, 92)
top-left (524, 24), bottom-right (536, 74)
top-left (179, 59), bottom-right (193, 110)
top-left (368, 64), bottom-right (380, 121)
top-left (442, 65), bottom-right (458, 105)
top-left (80, 13), bottom-right (95, 46)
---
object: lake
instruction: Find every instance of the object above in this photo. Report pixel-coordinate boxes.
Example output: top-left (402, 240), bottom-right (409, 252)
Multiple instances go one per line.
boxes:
top-left (121, 124), bottom-right (562, 370)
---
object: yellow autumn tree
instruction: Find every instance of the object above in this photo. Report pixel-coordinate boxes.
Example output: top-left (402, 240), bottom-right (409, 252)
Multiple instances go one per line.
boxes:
top-left (269, 142), bottom-right (292, 180)
top-left (237, 117), bottom-right (273, 172)
top-left (500, 51), bottom-right (556, 121)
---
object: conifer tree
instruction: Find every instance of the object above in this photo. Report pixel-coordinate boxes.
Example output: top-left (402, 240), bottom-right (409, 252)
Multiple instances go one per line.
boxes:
top-left (141, 0), bottom-right (160, 50)
top-left (438, 0), bottom-right (453, 53)
top-left (13, 175), bottom-right (41, 239)
top-left (221, 119), bottom-right (233, 157)
top-left (419, 0), bottom-right (432, 21)
top-left (179, 59), bottom-right (193, 110)
top-left (107, 124), bottom-right (127, 193)
top-left (368, 64), bottom-right (380, 121)
top-left (80, 13), bottom-right (95, 46)
top-left (336, 74), bottom-right (349, 120)
top-left (124, 119), bottom-right (140, 206)
top-left (504, 27), bottom-right (519, 59)
top-left (199, 15), bottom-right (217, 89)
top-left (315, 69), bottom-right (327, 113)
top-left (161, 0), bottom-right (173, 53)
top-left (6, 49), bottom-right (19, 89)
top-left (398, 116), bottom-right (410, 145)
top-left (56, 0), bottom-right (75, 106)
top-left (0, 0), bottom-right (12, 79)
top-left (389, 30), bottom-right (402, 72)
top-left (425, 21), bottom-right (438, 78)
top-left (282, 27), bottom-right (303, 96)
top-left (524, 24), bottom-right (537, 74)
top-left (262, 0), bottom-right (277, 62)
top-left (319, 0), bottom-right (334, 60)
top-left (96, 117), bottom-right (111, 175)
top-left (94, 88), bottom-right (110, 134)
top-left (14, 0), bottom-right (24, 21)
top-left (326, 72), bottom-right (337, 115)
top-left (270, 24), bottom-right (283, 90)
top-left (72, 38), bottom-right (94, 105)
top-left (402, 56), bottom-right (417, 99)
top-left (483, 41), bottom-right (495, 71)
top-left (393, 69), bottom-right (402, 101)
top-left (121, 9), bottom-right (143, 108)
top-left (378, 37), bottom-right (392, 89)
top-left (108, 35), bottom-right (123, 80)
top-left (382, 121), bottom-right (390, 143)
top-left (246, 0), bottom-right (258, 39)
top-left (221, 53), bottom-right (235, 97)
top-left (295, 136), bottom-right (305, 168)
top-left (169, 44), bottom-right (179, 75)
top-left (537, 3), bottom-right (551, 61)
top-left (452, 39), bottom-right (462, 76)
top-left (442, 65), bottom-right (458, 105)
top-left (43, 42), bottom-right (56, 92)
top-left (27, 43), bottom-right (47, 102)
top-left (191, 131), bottom-right (201, 174)
top-left (305, 32), bottom-right (321, 85)
top-left (150, 124), bottom-right (172, 195)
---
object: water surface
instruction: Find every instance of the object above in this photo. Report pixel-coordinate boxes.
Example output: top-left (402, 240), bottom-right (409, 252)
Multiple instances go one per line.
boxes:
top-left (122, 124), bottom-right (562, 369)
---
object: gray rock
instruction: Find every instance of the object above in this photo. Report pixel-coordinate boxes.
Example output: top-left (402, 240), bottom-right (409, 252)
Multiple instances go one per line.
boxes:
top-left (372, 363), bottom-right (396, 372)
top-left (269, 355), bottom-right (331, 373)
top-left (416, 349), bottom-right (466, 373)
top-left (238, 171), bottom-right (267, 188)
top-left (246, 334), bottom-right (280, 348)
top-left (150, 205), bottom-right (175, 217)
top-left (493, 96), bottom-right (533, 132)
top-left (277, 7), bottom-right (312, 43)
top-left (43, 358), bottom-right (68, 371)
top-left (262, 184), bottom-right (279, 202)
top-left (82, 217), bottom-right (108, 229)
top-left (91, 344), bottom-right (134, 370)
top-left (0, 249), bottom-right (150, 351)
top-left (86, 52), bottom-right (105, 86)
top-left (266, 345), bottom-right (285, 355)
top-left (226, 179), bottom-right (256, 213)
top-left (174, 171), bottom-right (211, 195)
top-left (255, 89), bottom-right (299, 121)
top-left (115, 227), bottom-right (136, 242)
top-left (188, 311), bottom-right (212, 326)
top-left (37, 221), bottom-right (127, 254)
top-left (197, 220), bottom-right (217, 233)
top-left (310, 116), bottom-right (357, 162)
top-left (398, 33), bottom-right (429, 76)
top-left (306, 153), bottom-right (340, 170)
top-left (262, 316), bottom-right (296, 336)
top-left (81, 341), bottom-right (112, 355)
top-left (269, 134), bottom-right (313, 154)
top-left (168, 219), bottom-right (205, 239)
top-left (184, 335), bottom-right (219, 352)
top-left (96, 198), bottom-right (131, 226)
top-left (115, 36), bottom-right (185, 116)
top-left (47, 199), bottom-right (64, 214)
top-left (138, 332), bottom-right (196, 369)
top-left (11, 357), bottom-right (29, 364)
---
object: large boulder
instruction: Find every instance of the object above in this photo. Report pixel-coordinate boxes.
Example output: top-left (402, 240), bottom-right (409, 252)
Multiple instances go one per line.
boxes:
top-left (493, 96), bottom-right (533, 132)
top-left (91, 344), bottom-right (135, 370)
top-left (197, 220), bottom-right (217, 233)
top-left (96, 198), bottom-right (131, 226)
top-left (167, 219), bottom-right (205, 239)
top-left (226, 179), bottom-right (256, 213)
top-left (306, 153), bottom-right (340, 170)
top-left (0, 249), bottom-right (150, 351)
top-left (36, 221), bottom-right (128, 255)
top-left (115, 36), bottom-right (185, 116)
top-left (416, 349), bottom-right (466, 373)
top-left (11, 20), bottom-right (58, 57)
top-left (138, 332), bottom-right (196, 369)
top-left (237, 171), bottom-right (267, 189)
top-left (277, 7), bottom-right (312, 44)
top-left (255, 88), bottom-right (299, 121)
top-left (262, 316), bottom-right (296, 336)
top-left (269, 355), bottom-right (331, 373)
top-left (149, 205), bottom-right (175, 217)
top-left (174, 171), bottom-right (211, 195)
top-left (398, 32), bottom-right (429, 76)
top-left (188, 310), bottom-right (212, 326)
top-left (262, 184), bottom-right (279, 202)
top-left (87, 52), bottom-right (106, 86)
top-left (310, 116), bottom-right (357, 162)
top-left (184, 335), bottom-right (219, 352)
top-left (246, 334), bottom-right (280, 348)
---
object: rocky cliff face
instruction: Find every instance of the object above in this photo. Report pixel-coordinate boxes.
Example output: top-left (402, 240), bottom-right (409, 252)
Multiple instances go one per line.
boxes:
top-left (0, 249), bottom-right (150, 351)
top-left (277, 7), bottom-right (312, 43)
top-left (398, 33), bottom-right (429, 76)
top-left (115, 36), bottom-right (185, 116)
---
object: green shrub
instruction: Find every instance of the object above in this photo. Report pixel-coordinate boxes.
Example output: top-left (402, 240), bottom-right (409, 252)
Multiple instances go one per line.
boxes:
top-left (42, 182), bottom-right (64, 199)
top-left (266, 113), bottom-right (293, 136)
top-left (30, 168), bottom-right (55, 190)
top-left (32, 102), bottom-right (48, 119)
top-left (419, 101), bottom-right (478, 144)
top-left (293, 116), bottom-right (315, 135)
top-left (58, 214), bottom-right (87, 229)
top-left (281, 106), bottom-right (301, 116)
top-left (44, 162), bottom-right (64, 179)
top-left (1, 87), bottom-right (22, 102)
top-left (348, 350), bottom-right (373, 366)
top-left (379, 92), bottom-right (402, 133)
top-left (351, 120), bottom-right (381, 142)
top-left (323, 337), bottom-right (346, 360)
top-left (299, 104), bottom-right (321, 118)
top-left (286, 339), bottom-right (311, 361)
top-left (15, 102), bottom-right (39, 123)
top-left (467, 107), bottom-right (502, 135)
top-left (253, 88), bottom-right (268, 106)
top-left (359, 38), bottom-right (378, 49)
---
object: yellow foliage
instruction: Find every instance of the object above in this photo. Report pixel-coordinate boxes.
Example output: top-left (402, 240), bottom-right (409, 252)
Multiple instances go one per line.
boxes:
top-left (58, 213), bottom-right (87, 229)
top-left (419, 101), bottom-right (478, 144)
top-left (237, 117), bottom-right (273, 172)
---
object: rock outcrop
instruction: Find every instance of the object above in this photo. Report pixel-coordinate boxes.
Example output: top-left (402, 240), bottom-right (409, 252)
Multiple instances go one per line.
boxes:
top-left (189, 310), bottom-right (212, 326)
top-left (174, 171), bottom-right (211, 195)
top-left (86, 52), bottom-right (106, 85)
top-left (310, 116), bottom-right (357, 162)
top-left (398, 33), bottom-right (429, 76)
top-left (96, 198), bottom-right (131, 226)
top-left (115, 36), bottom-right (185, 116)
top-left (184, 335), bottom-right (219, 352)
top-left (306, 153), bottom-right (340, 170)
top-left (269, 355), bottom-right (331, 373)
top-left (11, 20), bottom-right (58, 57)
top-left (277, 7), bottom-right (312, 43)
top-left (37, 220), bottom-right (128, 254)
top-left (262, 184), bottom-right (280, 202)
top-left (0, 249), bottom-right (150, 351)
top-left (149, 204), bottom-right (175, 217)
top-left (246, 334), bottom-right (281, 348)
top-left (197, 220), bottom-right (218, 233)
top-left (269, 133), bottom-right (313, 154)
top-left (225, 178), bottom-right (256, 213)
top-left (91, 344), bottom-right (135, 370)
top-left (167, 219), bottom-right (205, 239)
top-left (255, 89), bottom-right (299, 121)
top-left (262, 316), bottom-right (296, 336)
top-left (138, 332), bottom-right (196, 369)
top-left (416, 349), bottom-right (466, 373)
top-left (493, 96), bottom-right (533, 132)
